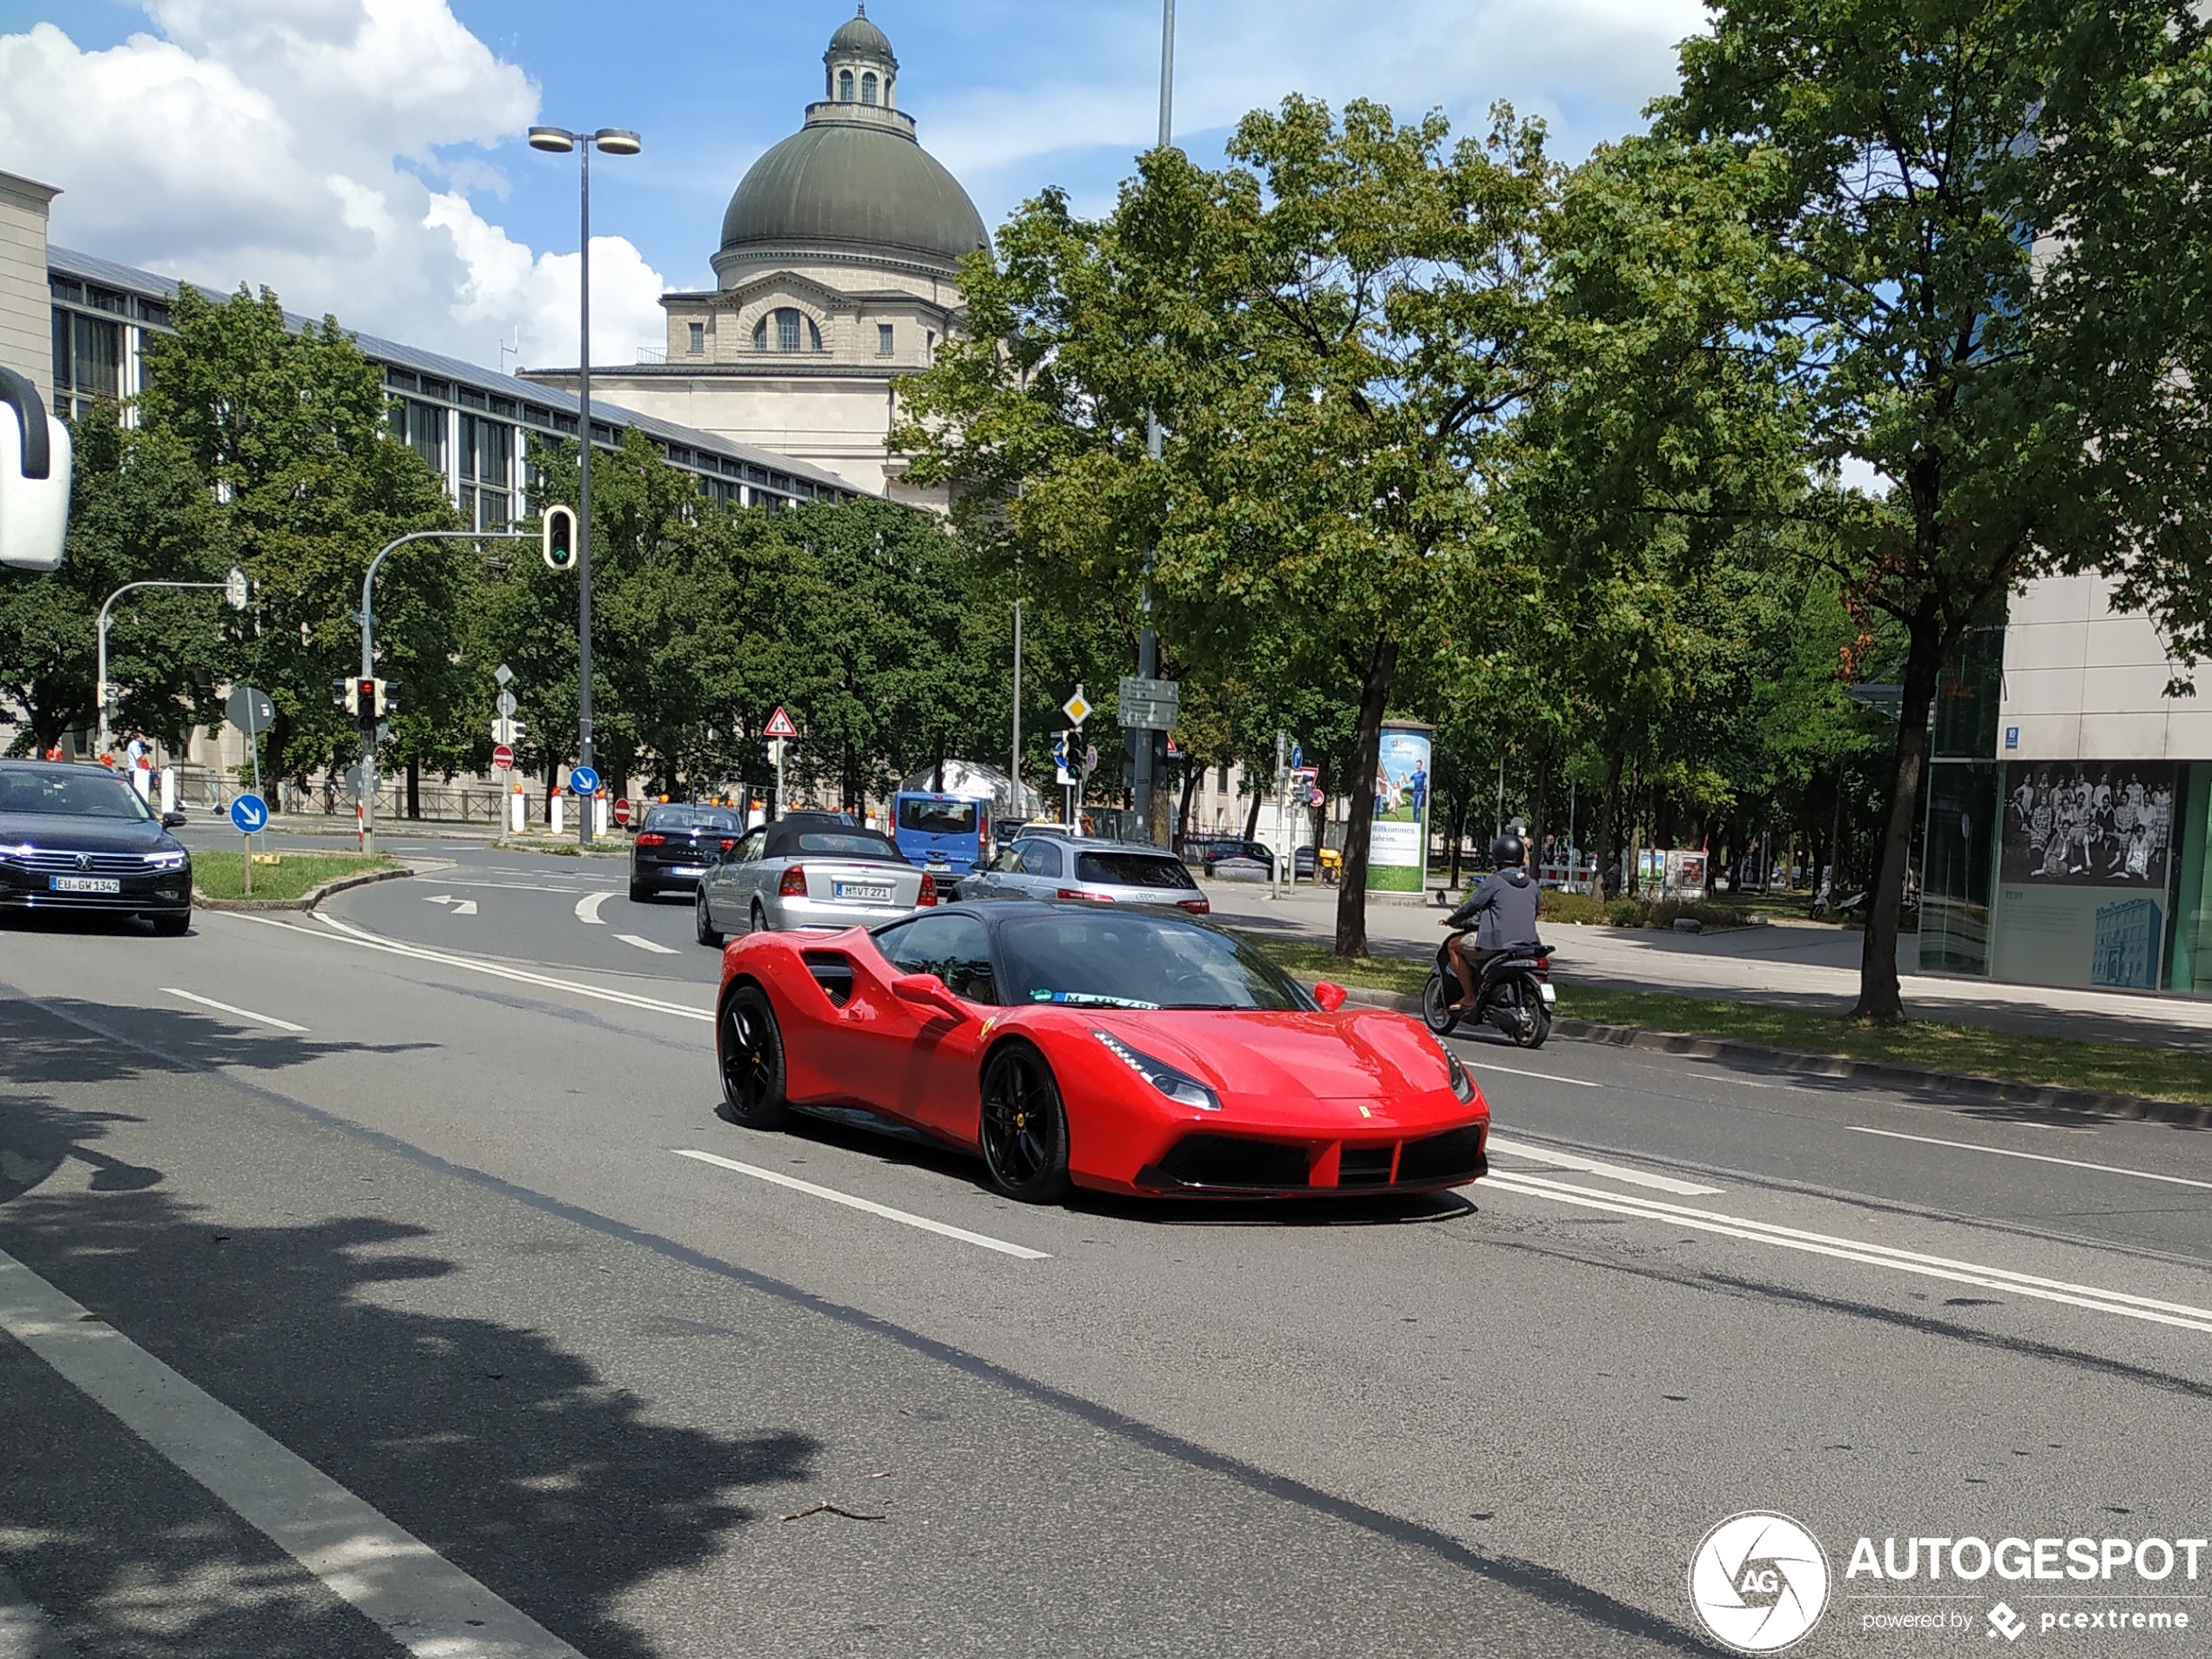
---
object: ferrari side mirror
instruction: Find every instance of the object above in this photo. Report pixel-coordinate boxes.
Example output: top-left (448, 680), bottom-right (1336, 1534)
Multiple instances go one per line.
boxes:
top-left (1312, 981), bottom-right (1349, 1012)
top-left (891, 972), bottom-right (970, 1022)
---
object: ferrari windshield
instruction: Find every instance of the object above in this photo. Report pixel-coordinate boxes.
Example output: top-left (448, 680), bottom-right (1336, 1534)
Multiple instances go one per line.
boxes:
top-left (997, 911), bottom-right (1314, 1011)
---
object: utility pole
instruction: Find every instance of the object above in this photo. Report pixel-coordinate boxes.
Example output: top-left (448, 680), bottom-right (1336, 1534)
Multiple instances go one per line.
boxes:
top-left (1010, 598), bottom-right (1022, 801)
top-left (1131, 0), bottom-right (1175, 846)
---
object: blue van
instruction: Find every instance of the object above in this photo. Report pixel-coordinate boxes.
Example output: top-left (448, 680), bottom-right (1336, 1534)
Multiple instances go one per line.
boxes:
top-left (890, 790), bottom-right (989, 873)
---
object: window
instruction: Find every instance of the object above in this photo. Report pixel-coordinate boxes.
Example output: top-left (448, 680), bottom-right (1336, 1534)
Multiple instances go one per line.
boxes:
top-left (861, 71), bottom-right (878, 105)
top-left (877, 323), bottom-right (894, 356)
top-left (807, 316), bottom-right (822, 352)
top-left (839, 69), bottom-right (854, 101)
top-left (1017, 841), bottom-right (1063, 879)
top-left (51, 311), bottom-right (121, 416)
top-left (776, 308), bottom-right (800, 353)
top-left (875, 912), bottom-right (997, 1003)
top-left (687, 321), bottom-right (705, 354)
top-left (753, 317), bottom-right (767, 351)
top-left (1217, 765), bottom-right (1231, 792)
top-left (389, 398), bottom-right (446, 473)
top-left (458, 414), bottom-right (511, 528)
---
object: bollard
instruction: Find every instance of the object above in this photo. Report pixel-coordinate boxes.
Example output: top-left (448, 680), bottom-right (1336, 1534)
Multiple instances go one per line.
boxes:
top-left (131, 765), bottom-right (152, 801)
top-left (159, 767), bottom-right (177, 814)
top-left (509, 790), bottom-right (525, 833)
top-left (594, 793), bottom-right (609, 837)
top-left (550, 793), bottom-right (563, 836)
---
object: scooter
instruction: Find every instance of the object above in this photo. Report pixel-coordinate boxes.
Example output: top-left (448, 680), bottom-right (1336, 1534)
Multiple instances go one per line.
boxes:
top-left (1422, 930), bottom-right (1555, 1049)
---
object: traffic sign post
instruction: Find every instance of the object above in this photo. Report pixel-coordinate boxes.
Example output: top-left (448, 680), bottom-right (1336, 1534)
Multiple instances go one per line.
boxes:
top-left (763, 705), bottom-right (799, 740)
top-left (570, 765), bottom-right (600, 798)
top-left (1117, 674), bottom-right (1180, 732)
top-left (225, 685), bottom-right (274, 805)
top-left (229, 792), bottom-right (268, 895)
top-left (492, 743), bottom-right (515, 772)
top-left (1062, 686), bottom-right (1091, 727)
top-left (612, 796), bottom-right (632, 828)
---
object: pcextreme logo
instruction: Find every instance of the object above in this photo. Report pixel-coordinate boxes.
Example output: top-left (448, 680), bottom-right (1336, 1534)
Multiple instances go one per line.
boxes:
top-left (1689, 1512), bottom-right (1832, 1653)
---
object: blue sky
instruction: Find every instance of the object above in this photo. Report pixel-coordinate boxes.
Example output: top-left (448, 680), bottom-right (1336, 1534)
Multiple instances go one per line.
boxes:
top-left (0, 1), bottom-right (1704, 368)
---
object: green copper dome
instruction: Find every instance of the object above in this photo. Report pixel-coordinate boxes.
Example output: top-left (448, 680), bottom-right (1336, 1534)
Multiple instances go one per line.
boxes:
top-left (719, 115), bottom-right (988, 271)
top-left (826, 8), bottom-right (894, 62)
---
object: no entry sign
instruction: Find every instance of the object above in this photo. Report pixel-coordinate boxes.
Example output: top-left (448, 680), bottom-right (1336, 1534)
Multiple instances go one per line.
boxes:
top-left (612, 797), bottom-right (634, 826)
top-left (492, 743), bottom-right (515, 771)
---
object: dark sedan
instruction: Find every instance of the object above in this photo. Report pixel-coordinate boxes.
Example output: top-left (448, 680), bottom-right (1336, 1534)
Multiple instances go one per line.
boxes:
top-left (1196, 838), bottom-right (1276, 878)
top-left (0, 760), bottom-right (193, 933)
top-left (628, 803), bottom-right (747, 901)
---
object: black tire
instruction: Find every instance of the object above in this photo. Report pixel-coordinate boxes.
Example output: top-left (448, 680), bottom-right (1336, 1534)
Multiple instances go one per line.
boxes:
top-left (750, 900), bottom-right (770, 935)
top-left (630, 878), bottom-right (651, 903)
top-left (1506, 977), bottom-right (1551, 1049)
top-left (148, 912), bottom-right (190, 938)
top-left (978, 1043), bottom-right (1069, 1204)
top-left (694, 887), bottom-right (723, 948)
top-left (1420, 968), bottom-right (1460, 1036)
top-left (718, 985), bottom-right (788, 1130)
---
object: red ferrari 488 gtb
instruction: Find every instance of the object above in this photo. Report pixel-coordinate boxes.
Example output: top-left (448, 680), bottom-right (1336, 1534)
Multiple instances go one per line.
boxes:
top-left (711, 900), bottom-right (1490, 1204)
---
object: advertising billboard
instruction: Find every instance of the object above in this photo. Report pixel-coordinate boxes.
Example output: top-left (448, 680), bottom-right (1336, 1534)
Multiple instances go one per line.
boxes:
top-left (1366, 724), bottom-right (1433, 894)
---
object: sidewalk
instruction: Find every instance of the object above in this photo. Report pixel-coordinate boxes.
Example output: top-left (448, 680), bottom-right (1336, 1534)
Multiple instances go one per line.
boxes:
top-left (1201, 881), bottom-right (2212, 1055)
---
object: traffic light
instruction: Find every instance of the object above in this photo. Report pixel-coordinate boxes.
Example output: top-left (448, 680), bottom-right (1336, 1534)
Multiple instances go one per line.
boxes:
top-left (334, 678), bottom-right (355, 714)
top-left (355, 677), bottom-right (384, 717)
top-left (542, 503), bottom-right (577, 571)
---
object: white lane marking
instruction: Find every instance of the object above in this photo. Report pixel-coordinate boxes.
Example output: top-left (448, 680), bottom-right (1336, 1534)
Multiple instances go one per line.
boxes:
top-left (161, 988), bottom-right (308, 1034)
top-left (1484, 1170), bottom-right (2212, 1334)
top-left (673, 1149), bottom-right (1050, 1260)
top-left (0, 1244), bottom-right (585, 1658)
top-left (232, 913), bottom-right (712, 1024)
top-left (615, 933), bottom-right (678, 955)
top-left (1850, 1126), bottom-right (2212, 1192)
top-left (575, 891), bottom-right (612, 926)
top-left (1460, 1057), bottom-right (1603, 1089)
top-left (421, 894), bottom-right (478, 916)
top-left (1485, 1134), bottom-right (1723, 1196)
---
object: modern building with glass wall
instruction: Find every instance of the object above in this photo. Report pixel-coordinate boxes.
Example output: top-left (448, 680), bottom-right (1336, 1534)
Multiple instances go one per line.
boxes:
top-left (1922, 575), bottom-right (2212, 999)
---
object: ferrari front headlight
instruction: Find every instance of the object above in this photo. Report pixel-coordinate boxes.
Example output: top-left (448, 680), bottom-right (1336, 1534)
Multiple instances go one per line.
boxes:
top-left (1444, 1045), bottom-right (1475, 1103)
top-left (1090, 1029), bottom-right (1221, 1112)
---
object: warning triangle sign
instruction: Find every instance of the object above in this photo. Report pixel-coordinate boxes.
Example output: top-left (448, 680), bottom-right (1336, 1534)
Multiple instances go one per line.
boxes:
top-left (763, 705), bottom-right (799, 739)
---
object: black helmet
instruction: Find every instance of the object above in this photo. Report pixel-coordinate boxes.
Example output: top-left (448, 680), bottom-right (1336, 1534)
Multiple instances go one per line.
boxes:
top-left (1490, 832), bottom-right (1527, 867)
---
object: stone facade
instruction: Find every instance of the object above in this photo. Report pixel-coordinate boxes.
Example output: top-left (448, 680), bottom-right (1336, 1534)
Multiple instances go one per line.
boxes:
top-left (1998, 573), bottom-right (2212, 763)
top-left (0, 170), bottom-right (58, 396)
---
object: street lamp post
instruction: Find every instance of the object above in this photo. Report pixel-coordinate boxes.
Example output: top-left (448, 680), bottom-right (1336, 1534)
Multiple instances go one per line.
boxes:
top-left (96, 568), bottom-right (248, 760)
top-left (529, 122), bottom-right (641, 846)
top-left (1132, 0), bottom-right (1175, 844)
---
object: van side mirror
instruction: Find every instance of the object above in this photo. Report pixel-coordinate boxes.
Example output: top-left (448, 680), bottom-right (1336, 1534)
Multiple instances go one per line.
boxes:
top-left (0, 368), bottom-right (71, 572)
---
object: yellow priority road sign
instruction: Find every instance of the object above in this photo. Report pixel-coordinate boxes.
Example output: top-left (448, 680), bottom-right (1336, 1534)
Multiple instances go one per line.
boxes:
top-left (1062, 685), bottom-right (1092, 726)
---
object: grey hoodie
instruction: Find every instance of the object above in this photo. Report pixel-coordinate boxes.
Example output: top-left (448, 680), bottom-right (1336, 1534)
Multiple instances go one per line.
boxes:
top-left (1447, 867), bottom-right (1541, 952)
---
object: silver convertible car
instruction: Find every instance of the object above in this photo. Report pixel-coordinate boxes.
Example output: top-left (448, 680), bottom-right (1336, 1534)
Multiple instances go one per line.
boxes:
top-left (694, 813), bottom-right (937, 945)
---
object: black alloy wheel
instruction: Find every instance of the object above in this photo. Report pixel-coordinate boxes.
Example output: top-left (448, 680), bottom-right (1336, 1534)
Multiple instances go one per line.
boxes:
top-left (695, 887), bottom-right (723, 947)
top-left (630, 876), bottom-right (651, 902)
top-left (1420, 968), bottom-right (1460, 1036)
top-left (1506, 977), bottom-right (1551, 1049)
top-left (978, 1043), bottom-right (1069, 1204)
top-left (149, 912), bottom-right (190, 938)
top-left (718, 985), bottom-right (788, 1129)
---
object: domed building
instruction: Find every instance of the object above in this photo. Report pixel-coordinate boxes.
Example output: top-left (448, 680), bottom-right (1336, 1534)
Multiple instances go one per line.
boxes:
top-left (531, 6), bottom-right (988, 507)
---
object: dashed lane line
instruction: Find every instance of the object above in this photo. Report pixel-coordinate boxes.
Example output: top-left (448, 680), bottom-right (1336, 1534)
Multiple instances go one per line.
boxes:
top-left (224, 912), bottom-right (712, 1024)
top-left (673, 1150), bottom-right (1050, 1260)
top-left (1483, 1170), bottom-right (2212, 1334)
top-left (1850, 1126), bottom-right (2212, 1192)
top-left (1483, 1134), bottom-right (1723, 1196)
top-left (1457, 1055), bottom-right (1603, 1089)
top-left (161, 988), bottom-right (308, 1034)
top-left (0, 1244), bottom-right (587, 1658)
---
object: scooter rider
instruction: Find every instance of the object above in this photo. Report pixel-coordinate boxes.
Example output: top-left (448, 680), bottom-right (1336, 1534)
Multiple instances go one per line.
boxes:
top-left (1442, 833), bottom-right (1541, 1012)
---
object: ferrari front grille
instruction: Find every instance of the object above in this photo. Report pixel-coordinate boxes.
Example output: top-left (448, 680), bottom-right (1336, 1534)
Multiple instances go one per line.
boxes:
top-left (1338, 1144), bottom-right (1395, 1187)
top-left (1396, 1125), bottom-right (1487, 1185)
top-left (1154, 1134), bottom-right (1312, 1190)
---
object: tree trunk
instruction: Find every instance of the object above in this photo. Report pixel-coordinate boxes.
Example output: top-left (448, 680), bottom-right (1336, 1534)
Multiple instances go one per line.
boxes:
top-left (1447, 794), bottom-right (1466, 890)
top-left (1851, 607), bottom-right (1946, 1023)
top-left (1827, 764), bottom-right (1847, 897)
top-left (1332, 636), bottom-right (1399, 958)
top-left (1241, 778), bottom-right (1263, 842)
top-left (406, 757), bottom-right (421, 819)
top-left (1176, 759), bottom-right (1199, 849)
top-left (1525, 746), bottom-right (1551, 873)
top-left (1590, 751), bottom-right (1622, 897)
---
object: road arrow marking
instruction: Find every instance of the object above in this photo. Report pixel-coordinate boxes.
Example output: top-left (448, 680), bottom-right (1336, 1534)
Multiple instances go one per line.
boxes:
top-left (615, 933), bottom-right (678, 955)
top-left (576, 890), bottom-right (613, 926)
top-left (422, 894), bottom-right (477, 916)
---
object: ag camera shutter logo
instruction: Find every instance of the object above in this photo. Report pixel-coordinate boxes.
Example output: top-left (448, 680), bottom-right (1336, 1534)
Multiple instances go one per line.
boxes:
top-left (1689, 1512), bottom-right (1831, 1652)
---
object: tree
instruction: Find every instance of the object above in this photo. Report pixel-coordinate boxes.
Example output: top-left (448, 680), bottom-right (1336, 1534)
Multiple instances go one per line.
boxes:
top-left (136, 284), bottom-right (461, 792)
top-left (1663, 0), bottom-right (2212, 1021)
top-left (0, 409), bottom-right (229, 755)
top-left (900, 99), bottom-right (1554, 955)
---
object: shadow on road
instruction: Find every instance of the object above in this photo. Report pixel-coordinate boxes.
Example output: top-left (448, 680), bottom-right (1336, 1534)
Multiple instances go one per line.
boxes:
top-left (0, 1005), bottom-right (818, 1659)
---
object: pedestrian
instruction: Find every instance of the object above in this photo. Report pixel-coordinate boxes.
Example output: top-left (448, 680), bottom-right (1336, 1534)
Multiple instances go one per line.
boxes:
top-left (125, 732), bottom-right (147, 771)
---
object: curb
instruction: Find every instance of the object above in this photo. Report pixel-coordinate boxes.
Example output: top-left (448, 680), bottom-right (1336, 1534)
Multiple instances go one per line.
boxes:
top-left (490, 839), bottom-right (628, 860)
top-left (194, 865), bottom-right (412, 914)
top-left (1324, 983), bottom-right (2210, 1129)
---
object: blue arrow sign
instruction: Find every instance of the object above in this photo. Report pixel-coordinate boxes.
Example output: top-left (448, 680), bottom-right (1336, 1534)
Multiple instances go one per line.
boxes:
top-left (569, 765), bottom-right (600, 796)
top-left (229, 792), bottom-right (268, 834)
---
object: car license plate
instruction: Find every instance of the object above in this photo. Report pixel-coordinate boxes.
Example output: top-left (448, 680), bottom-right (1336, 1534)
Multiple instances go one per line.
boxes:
top-left (671, 866), bottom-right (705, 878)
top-left (833, 881), bottom-right (893, 904)
top-left (50, 875), bottom-right (121, 894)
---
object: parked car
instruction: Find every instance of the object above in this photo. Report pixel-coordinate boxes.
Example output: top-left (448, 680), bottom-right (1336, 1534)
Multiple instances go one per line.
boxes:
top-left (1192, 837), bottom-right (1276, 878)
top-left (696, 813), bottom-right (935, 944)
top-left (961, 833), bottom-right (1210, 914)
top-left (0, 759), bottom-right (193, 934)
top-left (629, 803), bottom-right (746, 900)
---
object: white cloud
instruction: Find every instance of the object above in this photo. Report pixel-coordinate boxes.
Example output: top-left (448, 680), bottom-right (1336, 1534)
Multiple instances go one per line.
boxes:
top-left (0, 0), bottom-right (667, 369)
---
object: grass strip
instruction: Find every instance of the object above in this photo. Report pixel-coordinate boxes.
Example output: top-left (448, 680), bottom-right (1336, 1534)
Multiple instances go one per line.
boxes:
top-left (1237, 931), bottom-right (2212, 1107)
top-left (193, 852), bottom-right (391, 903)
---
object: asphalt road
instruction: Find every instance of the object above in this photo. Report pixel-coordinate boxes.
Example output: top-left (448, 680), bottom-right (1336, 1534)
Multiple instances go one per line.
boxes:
top-left (3, 839), bottom-right (2209, 1657)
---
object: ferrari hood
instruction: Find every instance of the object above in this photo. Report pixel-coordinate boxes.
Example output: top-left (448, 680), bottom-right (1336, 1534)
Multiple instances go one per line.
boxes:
top-left (1083, 1008), bottom-right (1450, 1103)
